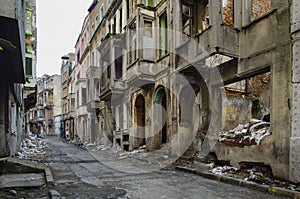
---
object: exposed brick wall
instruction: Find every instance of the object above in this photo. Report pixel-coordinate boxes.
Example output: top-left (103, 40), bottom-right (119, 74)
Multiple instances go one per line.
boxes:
top-left (251, 0), bottom-right (271, 20)
top-left (222, 0), bottom-right (234, 26)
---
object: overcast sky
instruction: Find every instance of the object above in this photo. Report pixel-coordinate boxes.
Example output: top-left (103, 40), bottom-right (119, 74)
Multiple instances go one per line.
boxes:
top-left (36, 0), bottom-right (91, 77)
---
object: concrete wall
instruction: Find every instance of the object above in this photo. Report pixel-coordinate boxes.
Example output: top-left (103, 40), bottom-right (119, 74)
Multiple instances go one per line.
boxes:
top-left (289, 0), bottom-right (300, 183)
top-left (53, 75), bottom-right (62, 117)
top-left (213, 4), bottom-right (292, 180)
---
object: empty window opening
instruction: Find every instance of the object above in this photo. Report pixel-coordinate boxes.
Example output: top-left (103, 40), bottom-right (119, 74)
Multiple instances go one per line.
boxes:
top-left (182, 3), bottom-right (192, 43)
top-left (251, 0), bottom-right (271, 21)
top-left (115, 47), bottom-right (123, 80)
top-left (222, 0), bottom-right (234, 26)
top-left (159, 12), bottom-right (168, 57)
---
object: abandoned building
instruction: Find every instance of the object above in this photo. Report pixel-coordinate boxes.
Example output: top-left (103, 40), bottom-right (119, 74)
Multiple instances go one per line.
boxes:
top-left (0, 0), bottom-right (27, 157)
top-left (59, 0), bottom-right (300, 183)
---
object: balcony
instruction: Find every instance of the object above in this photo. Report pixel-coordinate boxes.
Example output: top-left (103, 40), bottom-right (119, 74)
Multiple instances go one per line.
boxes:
top-left (126, 60), bottom-right (168, 86)
top-left (175, 25), bottom-right (238, 71)
top-left (87, 100), bottom-right (101, 112)
top-left (86, 65), bottom-right (100, 78)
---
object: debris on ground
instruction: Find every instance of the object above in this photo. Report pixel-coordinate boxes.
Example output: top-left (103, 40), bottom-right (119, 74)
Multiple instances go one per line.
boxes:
top-left (209, 165), bottom-right (239, 176)
top-left (208, 164), bottom-right (300, 192)
top-left (218, 119), bottom-right (271, 147)
top-left (17, 134), bottom-right (49, 160)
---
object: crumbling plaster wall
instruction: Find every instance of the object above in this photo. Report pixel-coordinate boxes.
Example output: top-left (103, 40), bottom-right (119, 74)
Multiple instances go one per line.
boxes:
top-left (213, 5), bottom-right (292, 181)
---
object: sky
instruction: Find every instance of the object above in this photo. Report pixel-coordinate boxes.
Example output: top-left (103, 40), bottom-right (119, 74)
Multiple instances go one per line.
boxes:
top-left (36, 0), bottom-right (92, 77)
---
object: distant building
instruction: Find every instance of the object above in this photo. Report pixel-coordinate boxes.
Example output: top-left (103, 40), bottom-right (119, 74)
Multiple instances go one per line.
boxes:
top-left (61, 53), bottom-right (76, 139)
top-left (31, 75), bottom-right (62, 137)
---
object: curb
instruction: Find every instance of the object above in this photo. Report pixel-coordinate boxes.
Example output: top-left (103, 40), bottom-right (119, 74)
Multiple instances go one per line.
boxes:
top-left (45, 167), bottom-right (54, 186)
top-left (175, 166), bottom-right (300, 198)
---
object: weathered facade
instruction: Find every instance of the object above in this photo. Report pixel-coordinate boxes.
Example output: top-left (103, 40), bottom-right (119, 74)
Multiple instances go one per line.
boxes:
top-left (61, 53), bottom-right (76, 139)
top-left (31, 75), bottom-right (62, 136)
top-left (0, 0), bottom-right (26, 157)
top-left (64, 0), bottom-right (299, 183)
top-left (74, 15), bottom-right (90, 142)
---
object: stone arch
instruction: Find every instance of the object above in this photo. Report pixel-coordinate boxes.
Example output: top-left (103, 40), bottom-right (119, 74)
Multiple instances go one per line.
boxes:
top-left (153, 86), bottom-right (167, 145)
top-left (134, 94), bottom-right (146, 148)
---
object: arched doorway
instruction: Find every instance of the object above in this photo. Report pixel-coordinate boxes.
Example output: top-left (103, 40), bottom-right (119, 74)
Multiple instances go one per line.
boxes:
top-left (134, 95), bottom-right (146, 147)
top-left (154, 87), bottom-right (167, 144)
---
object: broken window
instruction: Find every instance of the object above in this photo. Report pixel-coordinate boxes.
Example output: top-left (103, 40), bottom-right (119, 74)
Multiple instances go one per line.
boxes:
top-left (181, 3), bottom-right (192, 43)
top-left (159, 11), bottom-right (168, 57)
top-left (115, 47), bottom-right (123, 80)
top-left (222, 0), bottom-right (234, 26)
top-left (143, 20), bottom-right (154, 60)
top-left (251, 0), bottom-right (271, 21)
top-left (129, 22), bottom-right (137, 64)
top-left (196, 0), bottom-right (209, 34)
top-left (220, 72), bottom-right (271, 131)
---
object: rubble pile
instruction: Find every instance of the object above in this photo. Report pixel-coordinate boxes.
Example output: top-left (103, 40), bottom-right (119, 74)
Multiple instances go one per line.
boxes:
top-left (17, 134), bottom-right (49, 160)
top-left (218, 119), bottom-right (271, 147)
top-left (209, 164), bottom-right (300, 191)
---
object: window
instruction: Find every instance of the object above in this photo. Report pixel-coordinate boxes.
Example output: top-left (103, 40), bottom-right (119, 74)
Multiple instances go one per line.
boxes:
top-left (119, 8), bottom-right (123, 32)
top-left (129, 22), bottom-right (137, 63)
top-left (71, 98), bottom-right (75, 111)
top-left (100, 4), bottom-right (104, 22)
top-left (26, 57), bottom-right (32, 76)
top-left (96, 15), bottom-right (99, 26)
top-left (182, 3), bottom-right (192, 43)
top-left (77, 51), bottom-right (80, 63)
top-left (63, 88), bottom-right (67, 98)
top-left (146, 0), bottom-right (153, 7)
top-left (251, 0), bottom-right (271, 20)
top-left (115, 47), bottom-right (123, 80)
top-left (91, 51), bottom-right (95, 66)
top-left (94, 78), bottom-right (100, 101)
top-left (113, 17), bottom-right (117, 34)
top-left (159, 12), bottom-right (168, 57)
top-left (143, 20), bottom-right (154, 60)
top-left (82, 88), bottom-right (87, 105)
top-left (222, 0), bottom-right (233, 26)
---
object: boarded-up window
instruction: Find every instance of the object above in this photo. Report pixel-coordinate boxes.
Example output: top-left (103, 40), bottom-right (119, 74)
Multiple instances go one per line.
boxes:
top-left (251, 0), bottom-right (271, 20)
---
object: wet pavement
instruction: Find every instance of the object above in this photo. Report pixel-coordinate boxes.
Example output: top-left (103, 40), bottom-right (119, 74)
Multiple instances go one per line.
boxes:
top-left (0, 136), bottom-right (290, 198)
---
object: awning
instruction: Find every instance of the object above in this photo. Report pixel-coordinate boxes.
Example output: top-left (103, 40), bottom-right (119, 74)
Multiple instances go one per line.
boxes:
top-left (0, 16), bottom-right (25, 83)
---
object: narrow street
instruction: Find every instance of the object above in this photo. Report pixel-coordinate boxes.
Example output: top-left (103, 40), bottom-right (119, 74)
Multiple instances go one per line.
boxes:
top-left (1, 137), bottom-right (288, 199)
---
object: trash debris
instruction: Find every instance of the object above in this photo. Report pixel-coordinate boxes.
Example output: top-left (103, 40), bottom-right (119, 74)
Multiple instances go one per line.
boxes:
top-left (209, 165), bottom-right (238, 175)
top-left (17, 134), bottom-right (49, 160)
top-left (218, 119), bottom-right (271, 147)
